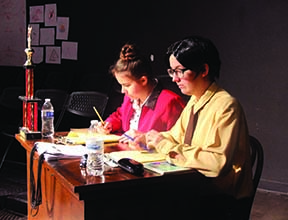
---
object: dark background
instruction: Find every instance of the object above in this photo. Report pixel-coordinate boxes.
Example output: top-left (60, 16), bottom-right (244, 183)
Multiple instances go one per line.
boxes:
top-left (1, 0), bottom-right (287, 193)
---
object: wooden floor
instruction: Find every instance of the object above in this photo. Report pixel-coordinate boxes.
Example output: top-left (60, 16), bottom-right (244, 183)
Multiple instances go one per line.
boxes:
top-left (0, 162), bottom-right (27, 220)
top-left (251, 189), bottom-right (288, 220)
top-left (0, 162), bottom-right (287, 220)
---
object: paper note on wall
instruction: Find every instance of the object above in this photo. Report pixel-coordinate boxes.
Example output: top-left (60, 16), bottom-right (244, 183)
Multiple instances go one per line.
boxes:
top-left (0, 0), bottom-right (26, 66)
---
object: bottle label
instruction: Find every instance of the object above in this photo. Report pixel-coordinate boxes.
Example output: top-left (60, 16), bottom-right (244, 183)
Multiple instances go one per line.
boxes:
top-left (87, 144), bottom-right (101, 150)
top-left (42, 111), bottom-right (54, 117)
top-left (86, 138), bottom-right (103, 151)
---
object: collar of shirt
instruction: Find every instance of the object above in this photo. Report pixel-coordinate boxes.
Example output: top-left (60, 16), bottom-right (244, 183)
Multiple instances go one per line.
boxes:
top-left (130, 86), bottom-right (160, 130)
top-left (187, 82), bottom-right (219, 113)
top-left (131, 83), bottom-right (162, 111)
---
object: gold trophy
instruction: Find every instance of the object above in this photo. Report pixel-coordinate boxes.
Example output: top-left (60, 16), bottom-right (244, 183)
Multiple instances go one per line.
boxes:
top-left (19, 25), bottom-right (41, 139)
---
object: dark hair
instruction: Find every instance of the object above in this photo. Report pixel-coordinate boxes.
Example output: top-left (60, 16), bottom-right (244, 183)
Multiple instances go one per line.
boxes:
top-left (110, 43), bottom-right (154, 82)
top-left (166, 36), bottom-right (221, 81)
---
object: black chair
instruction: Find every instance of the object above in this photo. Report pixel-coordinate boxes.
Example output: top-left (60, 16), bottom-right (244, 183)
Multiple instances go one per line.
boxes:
top-left (0, 87), bottom-right (25, 170)
top-left (197, 135), bottom-right (264, 220)
top-left (0, 88), bottom-right (69, 170)
top-left (59, 91), bottom-right (109, 130)
top-left (35, 89), bottom-right (69, 131)
top-left (246, 135), bottom-right (264, 218)
top-left (224, 135), bottom-right (264, 220)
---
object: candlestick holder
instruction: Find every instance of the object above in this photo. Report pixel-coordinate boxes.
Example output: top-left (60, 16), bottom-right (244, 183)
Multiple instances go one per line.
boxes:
top-left (19, 26), bottom-right (41, 139)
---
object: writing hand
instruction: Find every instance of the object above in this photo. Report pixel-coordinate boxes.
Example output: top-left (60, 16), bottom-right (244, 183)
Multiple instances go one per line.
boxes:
top-left (96, 121), bottom-right (112, 134)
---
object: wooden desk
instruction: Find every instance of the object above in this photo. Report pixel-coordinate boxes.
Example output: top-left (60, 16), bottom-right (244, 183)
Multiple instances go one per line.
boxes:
top-left (16, 133), bottom-right (216, 220)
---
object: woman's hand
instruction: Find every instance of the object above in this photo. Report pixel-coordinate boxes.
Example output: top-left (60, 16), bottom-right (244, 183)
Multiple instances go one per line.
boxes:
top-left (118, 130), bottom-right (135, 144)
top-left (145, 129), bottom-right (164, 149)
top-left (119, 130), bottom-right (147, 151)
top-left (96, 121), bottom-right (112, 134)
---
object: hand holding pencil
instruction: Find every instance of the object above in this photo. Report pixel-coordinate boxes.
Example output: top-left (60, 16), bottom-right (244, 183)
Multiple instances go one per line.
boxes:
top-left (93, 106), bottom-right (112, 134)
top-left (95, 121), bottom-right (112, 134)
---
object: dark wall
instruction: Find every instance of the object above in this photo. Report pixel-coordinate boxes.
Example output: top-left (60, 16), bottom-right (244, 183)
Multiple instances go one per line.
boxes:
top-left (1, 0), bottom-right (287, 192)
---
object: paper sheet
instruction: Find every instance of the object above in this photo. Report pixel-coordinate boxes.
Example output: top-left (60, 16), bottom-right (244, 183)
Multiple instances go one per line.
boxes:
top-left (108, 150), bottom-right (166, 163)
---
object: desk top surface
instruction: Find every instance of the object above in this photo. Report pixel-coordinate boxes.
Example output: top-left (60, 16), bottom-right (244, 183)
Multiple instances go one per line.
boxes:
top-left (15, 132), bottom-right (204, 198)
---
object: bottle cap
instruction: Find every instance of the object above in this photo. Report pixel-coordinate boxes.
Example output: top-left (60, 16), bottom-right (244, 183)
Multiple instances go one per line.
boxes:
top-left (90, 120), bottom-right (99, 125)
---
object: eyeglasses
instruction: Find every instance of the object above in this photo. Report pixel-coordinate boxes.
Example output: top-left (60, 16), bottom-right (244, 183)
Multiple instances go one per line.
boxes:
top-left (167, 68), bottom-right (189, 78)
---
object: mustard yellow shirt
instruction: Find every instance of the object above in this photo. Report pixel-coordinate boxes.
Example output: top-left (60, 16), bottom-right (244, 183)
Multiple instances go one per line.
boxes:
top-left (157, 82), bottom-right (253, 199)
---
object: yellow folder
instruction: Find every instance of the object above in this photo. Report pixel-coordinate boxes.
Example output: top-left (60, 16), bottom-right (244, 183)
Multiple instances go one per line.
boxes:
top-left (65, 128), bottom-right (121, 144)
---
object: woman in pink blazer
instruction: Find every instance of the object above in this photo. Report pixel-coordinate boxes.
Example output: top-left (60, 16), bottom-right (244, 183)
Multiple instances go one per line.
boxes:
top-left (97, 43), bottom-right (186, 145)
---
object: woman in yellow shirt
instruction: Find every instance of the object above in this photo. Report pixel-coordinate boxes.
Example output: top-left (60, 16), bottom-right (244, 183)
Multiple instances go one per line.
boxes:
top-left (144, 36), bottom-right (253, 201)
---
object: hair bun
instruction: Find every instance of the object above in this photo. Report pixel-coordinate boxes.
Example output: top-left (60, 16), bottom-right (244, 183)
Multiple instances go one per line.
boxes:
top-left (120, 44), bottom-right (138, 61)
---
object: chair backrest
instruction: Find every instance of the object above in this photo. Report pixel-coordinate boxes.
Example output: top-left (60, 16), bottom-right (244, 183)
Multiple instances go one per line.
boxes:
top-left (35, 89), bottom-right (69, 131)
top-left (249, 135), bottom-right (264, 194)
top-left (232, 135), bottom-right (264, 220)
top-left (245, 135), bottom-right (264, 217)
top-left (60, 91), bottom-right (109, 130)
top-left (66, 91), bottom-right (109, 118)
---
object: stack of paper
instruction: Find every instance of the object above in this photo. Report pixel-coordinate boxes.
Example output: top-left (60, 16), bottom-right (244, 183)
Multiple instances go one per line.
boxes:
top-left (35, 142), bottom-right (87, 161)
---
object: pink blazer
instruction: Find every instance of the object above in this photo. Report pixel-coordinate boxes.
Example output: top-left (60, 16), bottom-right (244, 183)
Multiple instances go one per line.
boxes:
top-left (106, 88), bottom-right (186, 134)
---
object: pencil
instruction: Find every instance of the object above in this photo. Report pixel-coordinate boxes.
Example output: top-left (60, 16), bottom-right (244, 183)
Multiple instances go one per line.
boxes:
top-left (93, 106), bottom-right (104, 125)
top-left (123, 133), bottom-right (151, 152)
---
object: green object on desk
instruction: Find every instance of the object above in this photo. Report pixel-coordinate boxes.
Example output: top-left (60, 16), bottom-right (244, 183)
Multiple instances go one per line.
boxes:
top-left (143, 161), bottom-right (190, 175)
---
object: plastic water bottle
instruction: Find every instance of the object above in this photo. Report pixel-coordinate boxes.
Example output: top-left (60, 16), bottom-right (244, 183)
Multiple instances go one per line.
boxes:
top-left (41, 98), bottom-right (54, 138)
top-left (86, 120), bottom-right (104, 176)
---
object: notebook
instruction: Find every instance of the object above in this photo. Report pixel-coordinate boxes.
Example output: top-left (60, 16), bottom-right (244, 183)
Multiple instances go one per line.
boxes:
top-left (143, 161), bottom-right (191, 175)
